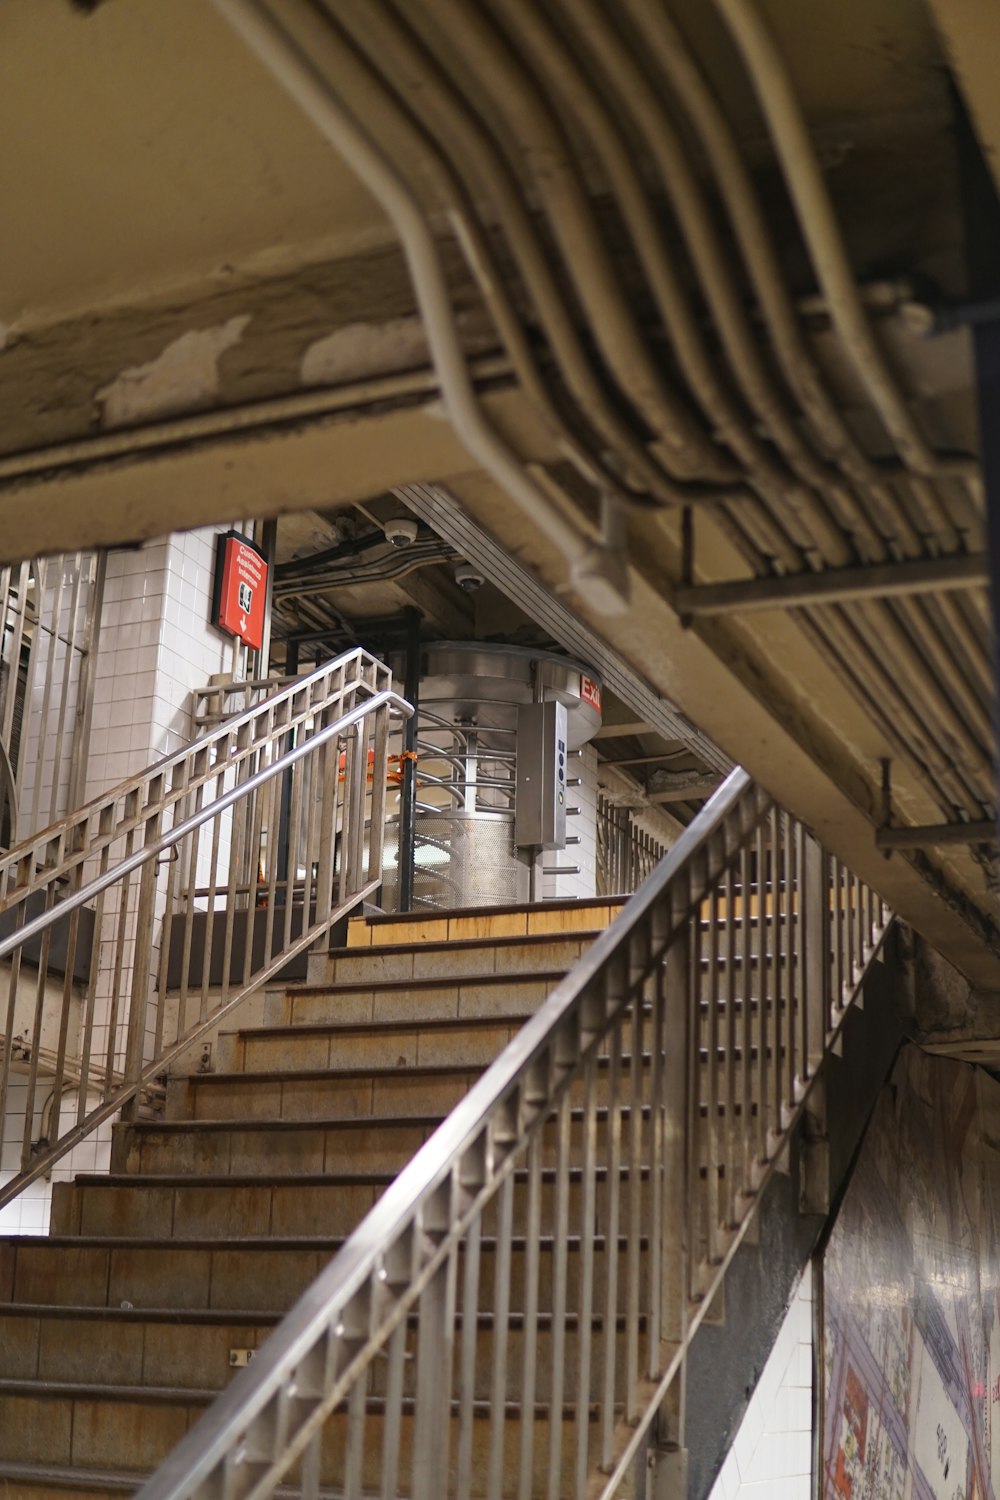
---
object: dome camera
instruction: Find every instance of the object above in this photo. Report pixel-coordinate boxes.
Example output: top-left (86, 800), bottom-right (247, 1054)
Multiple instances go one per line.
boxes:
top-left (383, 518), bottom-right (419, 549)
top-left (454, 562), bottom-right (486, 593)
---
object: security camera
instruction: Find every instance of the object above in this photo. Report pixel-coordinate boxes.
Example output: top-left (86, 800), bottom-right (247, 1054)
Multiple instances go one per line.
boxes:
top-left (383, 518), bottom-right (419, 549)
top-left (454, 562), bottom-right (486, 592)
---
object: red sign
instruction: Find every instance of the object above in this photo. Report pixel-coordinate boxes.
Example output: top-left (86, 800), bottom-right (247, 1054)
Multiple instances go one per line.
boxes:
top-left (214, 533), bottom-right (268, 650)
top-left (580, 674), bottom-right (602, 713)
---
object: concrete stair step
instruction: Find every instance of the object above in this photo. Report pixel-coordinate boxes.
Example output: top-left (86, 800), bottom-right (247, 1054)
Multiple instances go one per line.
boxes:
top-left (51, 1166), bottom-right (658, 1240)
top-left (0, 1301), bottom-right (634, 1404)
top-left (215, 1014), bottom-right (531, 1075)
top-left (0, 1305), bottom-right (280, 1391)
top-left (343, 899), bottom-right (623, 950)
top-left (0, 1230), bottom-right (653, 1314)
top-left (0, 1233), bottom-right (650, 1316)
top-left (317, 932), bottom-right (605, 987)
top-left (0, 1382), bottom-right (597, 1493)
top-left (0, 1236), bottom-right (344, 1313)
top-left (265, 970), bottom-right (563, 1028)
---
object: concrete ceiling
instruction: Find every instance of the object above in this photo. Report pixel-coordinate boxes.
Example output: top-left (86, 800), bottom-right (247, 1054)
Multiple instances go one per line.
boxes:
top-left (3, 0), bottom-right (1000, 1000)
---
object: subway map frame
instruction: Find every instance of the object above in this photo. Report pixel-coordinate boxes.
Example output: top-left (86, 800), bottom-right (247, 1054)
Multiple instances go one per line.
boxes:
top-left (823, 1045), bottom-right (1000, 1499)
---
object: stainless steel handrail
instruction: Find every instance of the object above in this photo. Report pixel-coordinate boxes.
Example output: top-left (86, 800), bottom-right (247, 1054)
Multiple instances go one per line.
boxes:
top-left (0, 647), bottom-right (412, 1210)
top-left (138, 767), bottom-right (891, 1500)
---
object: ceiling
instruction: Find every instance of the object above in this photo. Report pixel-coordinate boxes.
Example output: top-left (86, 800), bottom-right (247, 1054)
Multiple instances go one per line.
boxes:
top-left (2, 0), bottom-right (1000, 1000)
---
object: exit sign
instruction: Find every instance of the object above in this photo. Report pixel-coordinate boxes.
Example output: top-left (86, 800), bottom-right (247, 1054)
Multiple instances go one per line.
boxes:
top-left (213, 532), bottom-right (268, 651)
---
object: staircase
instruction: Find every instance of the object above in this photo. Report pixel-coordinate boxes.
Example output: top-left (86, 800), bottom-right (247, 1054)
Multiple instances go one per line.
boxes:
top-left (0, 899), bottom-right (625, 1497)
top-left (0, 771), bottom-right (899, 1500)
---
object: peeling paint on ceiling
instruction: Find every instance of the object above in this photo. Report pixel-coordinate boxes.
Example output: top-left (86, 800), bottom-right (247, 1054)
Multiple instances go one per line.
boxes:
top-left (300, 317), bottom-right (429, 387)
top-left (95, 314), bottom-right (251, 427)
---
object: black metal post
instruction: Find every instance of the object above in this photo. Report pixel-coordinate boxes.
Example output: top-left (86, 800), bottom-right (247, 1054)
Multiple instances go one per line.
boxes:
top-left (398, 608), bottom-right (421, 911)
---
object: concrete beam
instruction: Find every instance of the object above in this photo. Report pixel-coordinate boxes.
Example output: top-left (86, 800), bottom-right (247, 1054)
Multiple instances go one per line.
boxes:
top-left (674, 553), bottom-right (989, 616)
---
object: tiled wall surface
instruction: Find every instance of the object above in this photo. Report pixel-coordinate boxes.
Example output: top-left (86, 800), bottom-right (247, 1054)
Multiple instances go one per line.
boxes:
top-left (709, 1264), bottom-right (814, 1500)
top-left (2, 527), bottom-right (239, 1234)
top-left (86, 528), bottom-right (237, 797)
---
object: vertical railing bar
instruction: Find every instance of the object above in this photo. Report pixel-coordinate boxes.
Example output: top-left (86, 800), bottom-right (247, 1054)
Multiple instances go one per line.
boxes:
top-left (706, 882), bottom-right (721, 1265)
top-left (754, 821), bottom-right (768, 1164)
top-left (20, 882), bottom-right (57, 1169)
top-left (456, 1213), bottom-right (483, 1500)
top-left (574, 1049), bottom-right (599, 1497)
top-left (27, 558), bottom-right (60, 834)
top-left (380, 1317), bottom-right (408, 1500)
top-left (517, 1133), bottom-right (542, 1500)
top-left (600, 1014), bottom-right (623, 1470)
top-left (688, 882), bottom-right (703, 1299)
top-left (343, 1363), bottom-right (367, 1500)
top-left (486, 1172), bottom-right (515, 1500)
top-left (739, 844), bottom-right (752, 1197)
top-left (770, 807), bottom-right (783, 1136)
top-left (47, 555), bottom-right (84, 826)
top-left (198, 757), bottom-right (227, 1024)
top-left (724, 861), bottom-right (737, 1224)
top-left (547, 1089), bottom-right (572, 1500)
top-left (177, 776), bottom-right (207, 1038)
top-left (1, 561), bottom-right (30, 753)
top-left (624, 989), bottom-right (643, 1419)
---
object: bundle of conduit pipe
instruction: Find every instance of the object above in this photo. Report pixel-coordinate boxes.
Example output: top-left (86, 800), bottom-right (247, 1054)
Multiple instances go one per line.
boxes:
top-left (213, 0), bottom-right (994, 882)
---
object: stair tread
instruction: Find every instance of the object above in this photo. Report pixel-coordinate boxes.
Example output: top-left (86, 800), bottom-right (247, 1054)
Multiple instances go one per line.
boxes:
top-left (0, 1302), bottom-right (283, 1324)
top-left (323, 931), bottom-right (605, 961)
top-left (286, 968), bottom-right (565, 995)
top-left (69, 1165), bottom-right (651, 1188)
top-left (224, 1013), bottom-right (536, 1041)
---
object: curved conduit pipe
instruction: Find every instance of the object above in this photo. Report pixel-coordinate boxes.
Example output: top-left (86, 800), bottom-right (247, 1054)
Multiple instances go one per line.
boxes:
top-left (541, 0), bottom-right (860, 564)
top-left (495, 0), bottom-right (994, 812)
top-left (345, 0), bottom-right (751, 518)
top-left (712, 0), bottom-right (980, 495)
top-left (490, 0), bottom-right (827, 568)
top-left (624, 0), bottom-right (972, 553)
top-left (211, 0), bottom-right (628, 614)
top-left (423, 0), bottom-right (735, 487)
top-left (296, 3), bottom-right (634, 515)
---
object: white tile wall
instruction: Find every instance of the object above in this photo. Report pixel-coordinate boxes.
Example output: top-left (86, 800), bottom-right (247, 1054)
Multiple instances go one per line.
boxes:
top-left (708, 1264), bottom-right (814, 1500)
top-left (4, 526), bottom-right (240, 1234)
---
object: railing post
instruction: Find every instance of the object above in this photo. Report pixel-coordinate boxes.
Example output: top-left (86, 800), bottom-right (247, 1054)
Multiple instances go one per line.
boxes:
top-left (803, 836), bottom-right (832, 1074)
top-left (659, 875), bottom-right (691, 1480)
top-left (120, 801), bottom-right (163, 1123)
top-left (800, 836), bottom-right (832, 1215)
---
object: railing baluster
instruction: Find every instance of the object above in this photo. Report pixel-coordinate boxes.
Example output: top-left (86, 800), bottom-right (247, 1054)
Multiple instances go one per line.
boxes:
top-left (575, 1049), bottom-right (599, 1497)
top-left (547, 1089), bottom-right (573, 1499)
top-left (517, 1134), bottom-right (543, 1500)
top-left (600, 1015), bottom-right (624, 1471)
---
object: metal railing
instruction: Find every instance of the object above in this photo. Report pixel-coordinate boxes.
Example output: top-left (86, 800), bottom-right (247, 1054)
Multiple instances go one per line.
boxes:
top-left (597, 794), bottom-right (670, 897)
top-left (139, 767), bottom-right (890, 1500)
top-left (0, 646), bottom-right (411, 1208)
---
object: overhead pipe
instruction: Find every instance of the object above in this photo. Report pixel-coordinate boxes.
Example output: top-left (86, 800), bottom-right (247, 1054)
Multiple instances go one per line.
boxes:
top-left (337, 0), bottom-right (716, 512)
top-left (420, 0), bottom-right (736, 487)
top-left (211, 0), bottom-right (628, 614)
top-left (712, 0), bottom-right (979, 491)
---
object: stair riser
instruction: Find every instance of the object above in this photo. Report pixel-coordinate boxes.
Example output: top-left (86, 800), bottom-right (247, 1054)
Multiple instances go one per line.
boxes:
top-left (265, 976), bottom-right (556, 1028)
top-left (0, 1241), bottom-right (332, 1314)
top-left (0, 1315), bottom-right (273, 1391)
top-left (0, 1312), bottom-right (628, 1404)
top-left (51, 1175), bottom-right (663, 1241)
top-left (112, 1120), bottom-right (436, 1177)
top-left (215, 1020), bottom-right (523, 1075)
top-left (167, 1055), bottom-right (662, 1122)
top-left (320, 935), bottom-right (596, 986)
top-left (0, 1392), bottom-right (198, 1474)
top-left (0, 1240), bottom-right (648, 1317)
top-left (0, 1393), bottom-right (589, 1495)
top-left (345, 906), bottom-right (621, 949)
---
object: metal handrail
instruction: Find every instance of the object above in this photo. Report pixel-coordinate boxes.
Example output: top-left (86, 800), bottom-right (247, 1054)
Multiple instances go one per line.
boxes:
top-left (138, 767), bottom-right (891, 1500)
top-left (0, 647), bottom-right (412, 1209)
